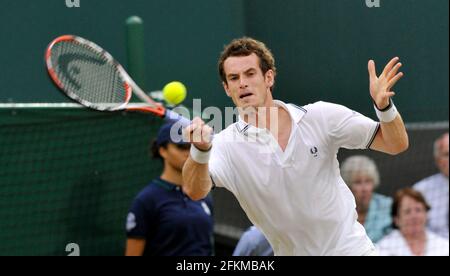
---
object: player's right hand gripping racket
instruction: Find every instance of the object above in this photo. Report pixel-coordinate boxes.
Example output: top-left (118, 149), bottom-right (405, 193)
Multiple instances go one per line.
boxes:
top-left (45, 35), bottom-right (191, 127)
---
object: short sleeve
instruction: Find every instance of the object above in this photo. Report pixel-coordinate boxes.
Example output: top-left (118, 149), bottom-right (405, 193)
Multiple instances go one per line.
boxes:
top-left (126, 197), bottom-right (155, 238)
top-left (209, 134), bottom-right (235, 189)
top-left (320, 102), bottom-right (379, 150)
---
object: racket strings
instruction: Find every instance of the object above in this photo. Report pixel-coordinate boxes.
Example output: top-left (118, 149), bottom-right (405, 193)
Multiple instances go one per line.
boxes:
top-left (50, 41), bottom-right (127, 109)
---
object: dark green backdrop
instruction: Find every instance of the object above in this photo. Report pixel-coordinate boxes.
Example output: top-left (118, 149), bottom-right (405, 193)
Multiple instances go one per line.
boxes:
top-left (245, 0), bottom-right (449, 122)
top-left (0, 0), bottom-right (244, 109)
top-left (1, 0), bottom-right (448, 122)
top-left (0, 0), bottom-right (448, 256)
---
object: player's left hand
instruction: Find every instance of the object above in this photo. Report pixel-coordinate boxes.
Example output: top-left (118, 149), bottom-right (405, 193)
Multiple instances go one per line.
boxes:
top-left (368, 57), bottom-right (404, 110)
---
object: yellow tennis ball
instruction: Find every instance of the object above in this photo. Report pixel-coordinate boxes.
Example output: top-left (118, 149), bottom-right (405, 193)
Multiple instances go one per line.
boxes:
top-left (163, 81), bottom-right (187, 105)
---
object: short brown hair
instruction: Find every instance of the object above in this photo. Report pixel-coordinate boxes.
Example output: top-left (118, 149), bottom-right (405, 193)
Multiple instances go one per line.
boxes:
top-left (218, 37), bottom-right (277, 86)
top-left (391, 188), bottom-right (431, 229)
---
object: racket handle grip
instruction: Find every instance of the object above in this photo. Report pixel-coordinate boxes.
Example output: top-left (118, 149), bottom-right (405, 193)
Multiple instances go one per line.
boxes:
top-left (164, 109), bottom-right (215, 141)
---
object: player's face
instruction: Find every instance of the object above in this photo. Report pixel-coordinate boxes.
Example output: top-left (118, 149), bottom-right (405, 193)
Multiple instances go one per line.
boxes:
top-left (436, 134), bottom-right (449, 177)
top-left (222, 53), bottom-right (274, 111)
top-left (395, 196), bottom-right (427, 237)
top-left (350, 174), bottom-right (375, 210)
top-left (162, 143), bottom-right (191, 171)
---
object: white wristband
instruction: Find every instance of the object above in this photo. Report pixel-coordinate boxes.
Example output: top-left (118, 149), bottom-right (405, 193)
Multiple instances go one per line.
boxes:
top-left (374, 100), bottom-right (398, 123)
top-left (190, 145), bottom-right (211, 164)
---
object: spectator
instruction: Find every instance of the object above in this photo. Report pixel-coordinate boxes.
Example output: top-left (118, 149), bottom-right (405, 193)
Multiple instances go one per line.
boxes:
top-left (341, 155), bottom-right (392, 242)
top-left (125, 121), bottom-right (214, 256)
top-left (376, 188), bottom-right (449, 256)
top-left (413, 132), bottom-right (449, 238)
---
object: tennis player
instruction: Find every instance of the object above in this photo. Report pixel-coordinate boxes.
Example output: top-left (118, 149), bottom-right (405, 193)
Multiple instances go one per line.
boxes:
top-left (182, 37), bottom-right (408, 256)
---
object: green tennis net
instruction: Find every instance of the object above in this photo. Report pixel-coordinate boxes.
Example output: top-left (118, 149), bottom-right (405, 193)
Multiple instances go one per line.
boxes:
top-left (0, 104), bottom-right (163, 256)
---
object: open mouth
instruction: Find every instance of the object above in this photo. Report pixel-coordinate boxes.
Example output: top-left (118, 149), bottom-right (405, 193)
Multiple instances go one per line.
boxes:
top-left (239, 93), bottom-right (253, 99)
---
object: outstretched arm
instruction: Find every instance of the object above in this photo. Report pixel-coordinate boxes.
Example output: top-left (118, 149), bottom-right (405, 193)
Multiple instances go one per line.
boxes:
top-left (368, 57), bottom-right (409, 155)
top-left (182, 117), bottom-right (214, 201)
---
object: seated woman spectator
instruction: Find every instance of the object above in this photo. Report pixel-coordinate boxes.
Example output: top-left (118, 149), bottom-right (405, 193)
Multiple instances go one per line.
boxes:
top-left (341, 155), bottom-right (392, 242)
top-left (376, 188), bottom-right (449, 256)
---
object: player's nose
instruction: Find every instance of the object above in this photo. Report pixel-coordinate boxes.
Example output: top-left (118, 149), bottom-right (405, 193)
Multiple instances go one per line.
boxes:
top-left (239, 77), bottom-right (248, 88)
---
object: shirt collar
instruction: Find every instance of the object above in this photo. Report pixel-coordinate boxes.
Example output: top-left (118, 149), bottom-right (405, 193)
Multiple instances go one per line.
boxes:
top-left (236, 100), bottom-right (307, 135)
top-left (153, 178), bottom-right (181, 191)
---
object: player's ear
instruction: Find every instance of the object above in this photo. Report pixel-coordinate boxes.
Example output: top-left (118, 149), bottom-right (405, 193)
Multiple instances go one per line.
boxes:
top-left (265, 70), bottom-right (275, 89)
top-left (159, 146), bottom-right (168, 160)
top-left (223, 81), bottom-right (231, 97)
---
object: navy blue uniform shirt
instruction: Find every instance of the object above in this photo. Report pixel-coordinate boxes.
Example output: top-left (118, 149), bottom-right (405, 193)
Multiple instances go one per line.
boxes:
top-left (126, 178), bottom-right (214, 256)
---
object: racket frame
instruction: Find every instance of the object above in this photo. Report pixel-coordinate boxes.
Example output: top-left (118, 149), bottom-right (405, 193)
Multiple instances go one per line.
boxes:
top-left (45, 35), bottom-right (168, 118)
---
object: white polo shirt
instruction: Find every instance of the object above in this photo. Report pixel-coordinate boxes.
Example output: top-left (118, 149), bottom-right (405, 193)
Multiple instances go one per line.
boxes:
top-left (209, 100), bottom-right (380, 256)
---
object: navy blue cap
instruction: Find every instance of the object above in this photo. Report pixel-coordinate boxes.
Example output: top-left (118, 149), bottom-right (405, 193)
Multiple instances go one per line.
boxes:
top-left (155, 120), bottom-right (188, 147)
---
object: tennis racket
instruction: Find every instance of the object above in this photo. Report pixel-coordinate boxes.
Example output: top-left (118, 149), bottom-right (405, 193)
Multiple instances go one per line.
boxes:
top-left (45, 34), bottom-right (191, 127)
